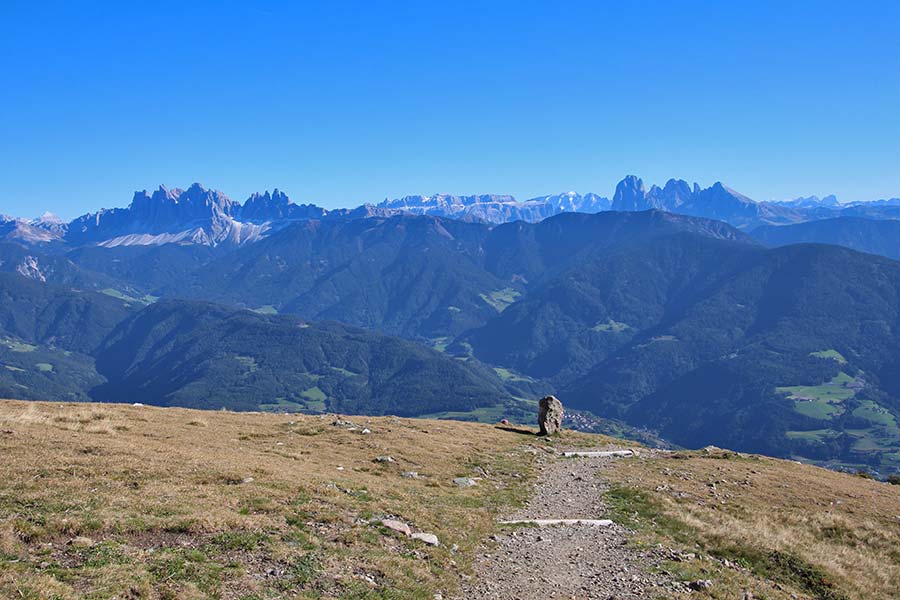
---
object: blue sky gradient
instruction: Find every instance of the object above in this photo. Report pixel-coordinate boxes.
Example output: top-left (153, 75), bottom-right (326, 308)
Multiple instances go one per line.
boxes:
top-left (2, 0), bottom-right (899, 218)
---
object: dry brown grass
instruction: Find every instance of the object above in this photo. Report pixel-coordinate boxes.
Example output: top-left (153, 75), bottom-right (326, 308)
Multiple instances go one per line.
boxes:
top-left (4, 400), bottom-right (895, 600)
top-left (605, 449), bottom-right (900, 600)
top-left (0, 400), bottom-right (582, 599)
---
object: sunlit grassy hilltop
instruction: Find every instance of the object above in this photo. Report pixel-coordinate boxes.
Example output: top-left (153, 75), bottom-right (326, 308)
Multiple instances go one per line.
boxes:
top-left (0, 400), bottom-right (898, 600)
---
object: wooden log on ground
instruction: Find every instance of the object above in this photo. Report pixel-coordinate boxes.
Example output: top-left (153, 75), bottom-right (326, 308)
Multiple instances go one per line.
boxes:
top-left (499, 519), bottom-right (614, 527)
top-left (561, 450), bottom-right (634, 458)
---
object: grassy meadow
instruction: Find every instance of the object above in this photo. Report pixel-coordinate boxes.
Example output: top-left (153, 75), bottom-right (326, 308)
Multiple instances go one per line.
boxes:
top-left (0, 400), bottom-right (556, 599)
top-left (1, 400), bottom-right (899, 600)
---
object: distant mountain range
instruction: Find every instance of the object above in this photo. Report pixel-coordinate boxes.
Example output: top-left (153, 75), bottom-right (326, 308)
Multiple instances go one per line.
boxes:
top-left (4, 176), bottom-right (900, 473)
top-left (5, 176), bottom-right (900, 253)
top-left (752, 217), bottom-right (900, 261)
top-left (376, 191), bottom-right (611, 224)
top-left (2, 207), bottom-right (900, 473)
top-left (770, 194), bottom-right (841, 209)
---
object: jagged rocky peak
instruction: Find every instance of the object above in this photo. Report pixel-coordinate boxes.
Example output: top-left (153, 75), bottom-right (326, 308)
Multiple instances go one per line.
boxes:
top-left (129, 183), bottom-right (238, 219)
top-left (658, 179), bottom-right (694, 208)
top-left (704, 181), bottom-right (756, 206)
top-left (130, 184), bottom-right (177, 207)
top-left (63, 183), bottom-right (251, 247)
top-left (245, 188), bottom-right (291, 208)
top-left (611, 175), bottom-right (649, 211)
top-left (241, 189), bottom-right (330, 222)
top-left (605, 175), bottom-right (797, 227)
top-left (612, 175), bottom-right (758, 210)
top-left (241, 188), bottom-right (293, 220)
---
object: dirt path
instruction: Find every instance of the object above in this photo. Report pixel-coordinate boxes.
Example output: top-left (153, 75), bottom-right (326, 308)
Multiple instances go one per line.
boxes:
top-left (456, 446), bottom-right (675, 599)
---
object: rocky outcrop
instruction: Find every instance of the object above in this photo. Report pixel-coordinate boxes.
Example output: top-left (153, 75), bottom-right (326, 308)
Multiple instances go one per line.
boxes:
top-left (240, 189), bottom-right (328, 223)
top-left (538, 395), bottom-right (563, 436)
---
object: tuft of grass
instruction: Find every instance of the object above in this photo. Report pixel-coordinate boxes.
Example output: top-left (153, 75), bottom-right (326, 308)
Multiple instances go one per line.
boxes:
top-left (210, 530), bottom-right (269, 551)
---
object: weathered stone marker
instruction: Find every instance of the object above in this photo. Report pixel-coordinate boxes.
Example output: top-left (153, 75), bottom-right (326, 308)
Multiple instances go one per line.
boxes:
top-left (538, 395), bottom-right (563, 435)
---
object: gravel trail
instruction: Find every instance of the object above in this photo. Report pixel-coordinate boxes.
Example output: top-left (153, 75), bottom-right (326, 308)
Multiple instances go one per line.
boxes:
top-left (456, 446), bottom-right (675, 599)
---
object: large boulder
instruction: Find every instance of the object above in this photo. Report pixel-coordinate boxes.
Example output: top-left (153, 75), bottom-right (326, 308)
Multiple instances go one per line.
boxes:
top-left (538, 395), bottom-right (563, 435)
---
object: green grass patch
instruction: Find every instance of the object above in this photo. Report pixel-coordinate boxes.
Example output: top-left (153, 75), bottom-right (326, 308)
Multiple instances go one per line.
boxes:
top-left (852, 401), bottom-right (898, 428)
top-left (851, 434), bottom-right (892, 452)
top-left (591, 319), bottom-right (630, 333)
top-left (810, 349), bottom-right (847, 364)
top-left (637, 335), bottom-right (678, 347)
top-left (251, 305), bottom-right (279, 315)
top-left (786, 429), bottom-right (840, 442)
top-left (301, 386), bottom-right (327, 403)
top-left (605, 486), bottom-right (692, 539)
top-left (278, 553), bottom-right (320, 589)
top-left (831, 371), bottom-right (855, 385)
top-left (260, 391), bottom-right (327, 413)
top-left (493, 367), bottom-right (533, 383)
top-left (259, 398), bottom-right (307, 413)
top-left (147, 546), bottom-right (232, 594)
top-left (778, 372), bottom-right (859, 415)
top-left (422, 404), bottom-right (508, 423)
top-left (716, 547), bottom-right (851, 600)
top-left (99, 288), bottom-right (133, 302)
top-left (794, 400), bottom-right (844, 420)
top-left (210, 530), bottom-right (269, 551)
top-left (1, 337), bottom-right (37, 353)
top-left (100, 288), bottom-right (157, 305)
top-left (479, 288), bottom-right (521, 313)
top-left (430, 337), bottom-right (451, 353)
top-left (330, 366), bottom-right (359, 377)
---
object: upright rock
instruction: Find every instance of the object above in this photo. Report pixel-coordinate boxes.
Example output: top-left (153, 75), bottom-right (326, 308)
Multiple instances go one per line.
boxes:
top-left (538, 395), bottom-right (563, 436)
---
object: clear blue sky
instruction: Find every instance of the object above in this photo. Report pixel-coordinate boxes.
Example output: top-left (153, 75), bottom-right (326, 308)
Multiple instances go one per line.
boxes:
top-left (2, 1), bottom-right (899, 219)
